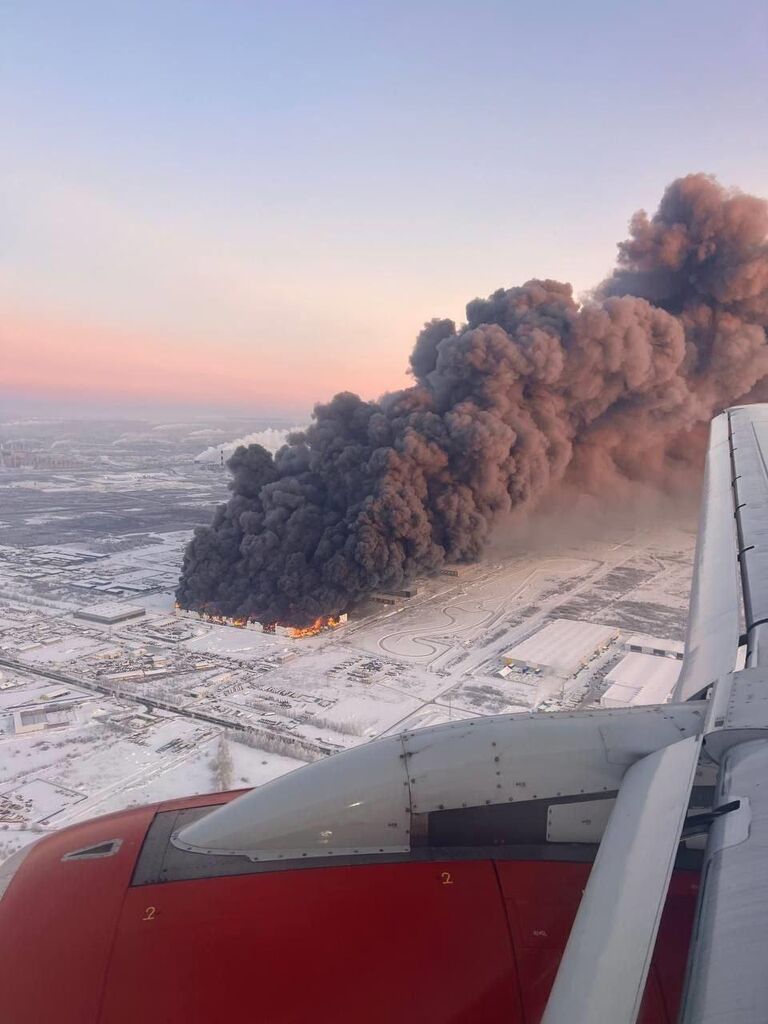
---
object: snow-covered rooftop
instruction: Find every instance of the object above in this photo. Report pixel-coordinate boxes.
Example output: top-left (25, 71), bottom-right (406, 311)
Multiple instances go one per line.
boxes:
top-left (502, 618), bottom-right (618, 676)
top-left (601, 652), bottom-right (682, 708)
top-left (74, 602), bottom-right (145, 624)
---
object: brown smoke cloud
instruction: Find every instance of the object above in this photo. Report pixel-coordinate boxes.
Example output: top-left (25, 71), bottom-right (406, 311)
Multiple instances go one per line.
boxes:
top-left (177, 174), bottom-right (768, 625)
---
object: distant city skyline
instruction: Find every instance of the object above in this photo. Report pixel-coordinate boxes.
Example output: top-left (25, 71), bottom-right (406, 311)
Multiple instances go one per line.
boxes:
top-left (3, 0), bottom-right (767, 416)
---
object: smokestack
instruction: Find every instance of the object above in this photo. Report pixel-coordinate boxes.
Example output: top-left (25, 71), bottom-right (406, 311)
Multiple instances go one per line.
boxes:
top-left (177, 173), bottom-right (768, 626)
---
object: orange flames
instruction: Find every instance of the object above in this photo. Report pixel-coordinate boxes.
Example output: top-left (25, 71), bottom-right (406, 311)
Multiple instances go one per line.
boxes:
top-left (286, 615), bottom-right (344, 638)
top-left (175, 604), bottom-right (345, 637)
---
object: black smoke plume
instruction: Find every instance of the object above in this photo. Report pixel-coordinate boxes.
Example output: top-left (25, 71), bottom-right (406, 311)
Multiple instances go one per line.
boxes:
top-left (177, 174), bottom-right (768, 625)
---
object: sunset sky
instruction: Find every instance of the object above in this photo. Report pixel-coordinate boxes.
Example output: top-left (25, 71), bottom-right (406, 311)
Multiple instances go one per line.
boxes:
top-left (2, 0), bottom-right (767, 418)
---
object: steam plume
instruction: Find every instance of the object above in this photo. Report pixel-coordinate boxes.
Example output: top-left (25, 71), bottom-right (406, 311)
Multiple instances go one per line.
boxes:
top-left (177, 174), bottom-right (768, 625)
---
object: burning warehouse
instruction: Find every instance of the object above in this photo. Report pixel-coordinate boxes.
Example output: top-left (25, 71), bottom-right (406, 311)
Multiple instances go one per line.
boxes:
top-left (175, 606), bottom-right (347, 638)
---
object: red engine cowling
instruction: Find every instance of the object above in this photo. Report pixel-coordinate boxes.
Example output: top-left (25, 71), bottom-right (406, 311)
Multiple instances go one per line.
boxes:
top-left (0, 790), bottom-right (698, 1024)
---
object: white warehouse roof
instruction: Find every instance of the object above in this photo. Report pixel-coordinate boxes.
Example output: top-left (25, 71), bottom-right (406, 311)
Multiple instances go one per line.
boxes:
top-left (601, 652), bottom-right (682, 708)
top-left (503, 618), bottom-right (618, 677)
top-left (74, 602), bottom-right (145, 625)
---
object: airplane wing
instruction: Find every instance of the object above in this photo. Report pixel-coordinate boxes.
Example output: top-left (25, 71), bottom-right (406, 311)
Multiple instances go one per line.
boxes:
top-left (677, 405), bottom-right (768, 1024)
top-left (544, 404), bottom-right (768, 1024)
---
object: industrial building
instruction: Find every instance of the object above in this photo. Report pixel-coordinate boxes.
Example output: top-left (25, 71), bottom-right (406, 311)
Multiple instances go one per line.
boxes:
top-left (502, 618), bottom-right (618, 677)
top-left (75, 602), bottom-right (145, 625)
top-left (600, 652), bottom-right (682, 708)
top-left (12, 707), bottom-right (72, 735)
top-left (175, 608), bottom-right (263, 631)
top-left (623, 634), bottom-right (684, 661)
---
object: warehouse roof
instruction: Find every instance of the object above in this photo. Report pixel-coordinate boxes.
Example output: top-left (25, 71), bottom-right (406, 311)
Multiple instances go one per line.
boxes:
top-left (601, 652), bottom-right (682, 708)
top-left (74, 602), bottom-right (145, 625)
top-left (502, 618), bottom-right (618, 677)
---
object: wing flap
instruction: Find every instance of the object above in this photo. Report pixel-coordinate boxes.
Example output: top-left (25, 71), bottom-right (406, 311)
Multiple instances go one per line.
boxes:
top-left (541, 735), bottom-right (702, 1024)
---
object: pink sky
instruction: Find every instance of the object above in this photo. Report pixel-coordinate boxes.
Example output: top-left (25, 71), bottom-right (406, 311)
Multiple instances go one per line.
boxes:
top-left (1, 307), bottom-right (414, 414)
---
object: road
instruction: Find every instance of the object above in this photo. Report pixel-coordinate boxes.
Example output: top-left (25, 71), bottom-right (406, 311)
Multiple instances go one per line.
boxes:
top-left (0, 655), bottom-right (331, 757)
